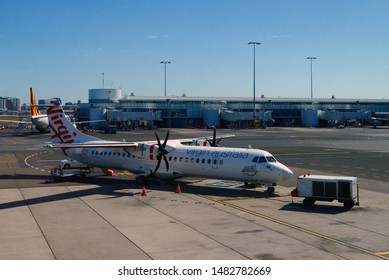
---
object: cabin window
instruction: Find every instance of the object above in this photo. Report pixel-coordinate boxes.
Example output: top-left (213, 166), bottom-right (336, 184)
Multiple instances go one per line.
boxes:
top-left (174, 157), bottom-right (177, 162)
top-left (168, 156), bottom-right (172, 161)
top-left (190, 158), bottom-right (194, 163)
top-left (207, 159), bottom-right (211, 164)
top-left (109, 152), bottom-right (112, 156)
top-left (196, 158), bottom-right (200, 163)
top-left (179, 157), bottom-right (183, 162)
top-left (104, 152), bottom-right (107, 156)
top-left (213, 159), bottom-right (217, 165)
top-left (219, 160), bottom-right (224, 165)
top-left (202, 158), bottom-right (205, 164)
top-left (185, 157), bottom-right (189, 162)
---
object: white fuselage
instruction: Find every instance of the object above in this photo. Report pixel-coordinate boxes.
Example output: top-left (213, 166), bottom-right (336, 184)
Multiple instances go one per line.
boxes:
top-left (62, 141), bottom-right (293, 184)
top-left (31, 115), bottom-right (49, 131)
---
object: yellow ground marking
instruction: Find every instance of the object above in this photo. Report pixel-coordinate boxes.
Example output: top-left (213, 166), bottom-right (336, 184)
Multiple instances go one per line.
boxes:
top-left (375, 251), bottom-right (389, 256)
top-left (199, 195), bottom-right (389, 260)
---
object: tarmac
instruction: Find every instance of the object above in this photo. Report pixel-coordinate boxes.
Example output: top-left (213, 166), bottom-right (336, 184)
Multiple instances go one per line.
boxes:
top-left (1, 126), bottom-right (389, 259)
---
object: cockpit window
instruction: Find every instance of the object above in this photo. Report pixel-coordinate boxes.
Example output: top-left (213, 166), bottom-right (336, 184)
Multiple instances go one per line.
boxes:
top-left (252, 156), bottom-right (268, 163)
top-left (258, 156), bottom-right (267, 163)
top-left (266, 156), bottom-right (277, 163)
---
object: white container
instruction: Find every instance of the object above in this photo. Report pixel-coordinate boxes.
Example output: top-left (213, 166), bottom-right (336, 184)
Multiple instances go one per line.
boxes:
top-left (292, 174), bottom-right (359, 209)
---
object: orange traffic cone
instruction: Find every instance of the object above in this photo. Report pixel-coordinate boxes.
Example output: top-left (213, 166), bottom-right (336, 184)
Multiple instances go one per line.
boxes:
top-left (176, 183), bottom-right (181, 194)
top-left (141, 185), bottom-right (147, 196)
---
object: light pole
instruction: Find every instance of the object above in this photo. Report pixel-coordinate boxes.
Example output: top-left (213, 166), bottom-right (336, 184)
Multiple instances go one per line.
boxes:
top-left (248, 42), bottom-right (261, 120)
top-left (160, 61), bottom-right (171, 97)
top-left (306, 57), bottom-right (317, 98)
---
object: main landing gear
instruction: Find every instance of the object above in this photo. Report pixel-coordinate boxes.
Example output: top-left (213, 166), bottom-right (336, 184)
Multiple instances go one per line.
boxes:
top-left (266, 186), bottom-right (275, 194)
top-left (243, 182), bottom-right (276, 194)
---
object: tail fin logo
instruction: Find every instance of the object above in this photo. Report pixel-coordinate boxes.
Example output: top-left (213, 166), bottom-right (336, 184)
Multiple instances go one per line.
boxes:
top-left (30, 88), bottom-right (42, 116)
top-left (47, 100), bottom-right (77, 144)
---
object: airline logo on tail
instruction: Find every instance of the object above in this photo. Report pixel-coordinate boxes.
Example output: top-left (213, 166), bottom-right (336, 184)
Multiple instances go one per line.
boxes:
top-left (30, 88), bottom-right (42, 117)
top-left (47, 100), bottom-right (77, 144)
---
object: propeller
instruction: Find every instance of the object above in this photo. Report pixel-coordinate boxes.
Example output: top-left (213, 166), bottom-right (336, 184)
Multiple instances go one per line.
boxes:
top-left (153, 130), bottom-right (170, 174)
top-left (206, 126), bottom-right (222, 147)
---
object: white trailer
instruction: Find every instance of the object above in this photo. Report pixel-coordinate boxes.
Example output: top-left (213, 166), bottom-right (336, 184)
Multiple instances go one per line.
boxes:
top-left (50, 166), bottom-right (91, 182)
top-left (291, 174), bottom-right (359, 209)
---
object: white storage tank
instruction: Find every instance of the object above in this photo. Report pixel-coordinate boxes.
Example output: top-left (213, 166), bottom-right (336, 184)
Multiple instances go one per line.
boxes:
top-left (89, 89), bottom-right (122, 103)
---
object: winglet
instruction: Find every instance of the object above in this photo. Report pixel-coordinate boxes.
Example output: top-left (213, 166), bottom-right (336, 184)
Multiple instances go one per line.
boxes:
top-left (30, 88), bottom-right (42, 116)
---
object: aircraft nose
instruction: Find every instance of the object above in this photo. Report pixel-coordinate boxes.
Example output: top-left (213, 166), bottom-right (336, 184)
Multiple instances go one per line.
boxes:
top-left (282, 166), bottom-right (294, 180)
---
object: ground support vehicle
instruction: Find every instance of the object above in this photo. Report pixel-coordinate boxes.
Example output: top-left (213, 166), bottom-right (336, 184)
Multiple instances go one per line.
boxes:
top-left (50, 166), bottom-right (92, 182)
top-left (291, 174), bottom-right (360, 210)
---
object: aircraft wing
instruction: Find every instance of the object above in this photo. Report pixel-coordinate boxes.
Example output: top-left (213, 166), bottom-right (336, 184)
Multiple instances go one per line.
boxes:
top-left (0, 119), bottom-right (32, 124)
top-left (371, 117), bottom-right (389, 121)
top-left (178, 133), bottom-right (235, 145)
top-left (73, 120), bottom-right (106, 125)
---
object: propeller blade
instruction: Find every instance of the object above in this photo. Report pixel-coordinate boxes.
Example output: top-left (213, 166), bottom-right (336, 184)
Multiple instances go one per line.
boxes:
top-left (163, 156), bottom-right (169, 172)
top-left (162, 130), bottom-right (170, 148)
top-left (153, 130), bottom-right (170, 174)
top-left (206, 127), bottom-right (219, 147)
top-left (212, 127), bottom-right (216, 146)
top-left (155, 132), bottom-right (162, 147)
top-left (154, 157), bottom-right (162, 174)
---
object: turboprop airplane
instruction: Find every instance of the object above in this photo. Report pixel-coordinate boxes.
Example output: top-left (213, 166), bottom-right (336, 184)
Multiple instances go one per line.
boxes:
top-left (45, 100), bottom-right (293, 193)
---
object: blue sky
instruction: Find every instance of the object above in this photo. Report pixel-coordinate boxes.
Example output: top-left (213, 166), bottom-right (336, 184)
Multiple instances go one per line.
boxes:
top-left (1, 0), bottom-right (389, 103)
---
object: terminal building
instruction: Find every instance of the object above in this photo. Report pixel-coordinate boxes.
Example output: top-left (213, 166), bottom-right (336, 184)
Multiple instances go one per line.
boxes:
top-left (76, 88), bottom-right (389, 129)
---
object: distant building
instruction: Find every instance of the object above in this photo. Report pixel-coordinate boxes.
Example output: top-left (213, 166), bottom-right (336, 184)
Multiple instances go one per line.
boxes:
top-left (0, 96), bottom-right (22, 114)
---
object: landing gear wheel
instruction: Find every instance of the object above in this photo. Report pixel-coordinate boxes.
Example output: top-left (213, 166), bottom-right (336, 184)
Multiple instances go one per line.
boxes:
top-left (266, 186), bottom-right (275, 194)
top-left (303, 197), bottom-right (316, 207)
top-left (343, 201), bottom-right (355, 210)
top-left (136, 176), bottom-right (146, 185)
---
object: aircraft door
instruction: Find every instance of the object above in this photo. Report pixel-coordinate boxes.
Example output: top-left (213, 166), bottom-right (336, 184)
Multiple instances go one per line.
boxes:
top-left (81, 149), bottom-right (89, 163)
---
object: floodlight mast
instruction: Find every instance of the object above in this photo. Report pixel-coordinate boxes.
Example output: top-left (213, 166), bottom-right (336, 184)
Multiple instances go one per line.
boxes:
top-left (248, 42), bottom-right (261, 120)
top-left (306, 57), bottom-right (317, 98)
top-left (160, 61), bottom-right (171, 97)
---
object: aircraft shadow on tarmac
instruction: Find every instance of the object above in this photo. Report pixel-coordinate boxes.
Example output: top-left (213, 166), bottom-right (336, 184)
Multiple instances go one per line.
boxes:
top-left (0, 174), bottom-right (49, 181)
top-left (279, 202), bottom-right (353, 215)
top-left (0, 174), bottom-right (278, 210)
